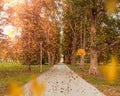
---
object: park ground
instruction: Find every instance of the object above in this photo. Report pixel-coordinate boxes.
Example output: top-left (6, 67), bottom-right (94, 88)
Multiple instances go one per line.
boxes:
top-left (0, 62), bottom-right (120, 96)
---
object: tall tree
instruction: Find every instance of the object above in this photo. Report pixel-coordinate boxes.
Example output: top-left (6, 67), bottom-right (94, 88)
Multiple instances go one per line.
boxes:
top-left (63, 0), bottom-right (120, 75)
top-left (4, 0), bottom-right (60, 71)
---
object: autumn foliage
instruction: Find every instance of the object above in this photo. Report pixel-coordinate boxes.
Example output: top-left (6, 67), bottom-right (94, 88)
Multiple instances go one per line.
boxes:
top-left (76, 49), bottom-right (86, 57)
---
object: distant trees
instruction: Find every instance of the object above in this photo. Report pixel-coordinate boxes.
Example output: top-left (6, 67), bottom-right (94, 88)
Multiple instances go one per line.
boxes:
top-left (14, 0), bottom-right (60, 71)
top-left (0, 0), bottom-right (120, 73)
top-left (63, 0), bottom-right (89, 67)
top-left (0, 0), bottom-right (60, 71)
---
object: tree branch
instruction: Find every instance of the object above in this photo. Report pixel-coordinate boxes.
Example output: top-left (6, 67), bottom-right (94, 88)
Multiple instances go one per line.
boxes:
top-left (99, 39), bottom-right (120, 53)
top-left (69, 20), bottom-right (75, 33)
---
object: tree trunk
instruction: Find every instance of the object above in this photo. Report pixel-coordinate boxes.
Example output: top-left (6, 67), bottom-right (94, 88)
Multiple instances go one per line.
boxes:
top-left (71, 33), bottom-right (76, 65)
top-left (89, 9), bottom-right (99, 75)
top-left (65, 54), bottom-right (71, 64)
top-left (26, 55), bottom-right (31, 71)
top-left (27, 64), bottom-right (31, 71)
top-left (89, 47), bottom-right (98, 75)
top-left (51, 53), bottom-right (55, 65)
top-left (69, 21), bottom-right (77, 65)
top-left (26, 59), bottom-right (31, 71)
top-left (47, 51), bottom-right (52, 65)
top-left (80, 17), bottom-right (86, 70)
top-left (80, 56), bottom-right (85, 71)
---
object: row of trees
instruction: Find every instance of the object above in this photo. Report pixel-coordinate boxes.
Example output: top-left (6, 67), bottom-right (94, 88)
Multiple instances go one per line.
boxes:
top-left (62, 0), bottom-right (120, 75)
top-left (0, 0), bottom-right (61, 71)
top-left (0, 0), bottom-right (120, 74)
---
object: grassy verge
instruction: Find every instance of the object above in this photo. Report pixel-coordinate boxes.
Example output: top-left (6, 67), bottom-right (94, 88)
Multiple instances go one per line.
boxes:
top-left (68, 64), bottom-right (120, 96)
top-left (0, 62), bottom-right (52, 96)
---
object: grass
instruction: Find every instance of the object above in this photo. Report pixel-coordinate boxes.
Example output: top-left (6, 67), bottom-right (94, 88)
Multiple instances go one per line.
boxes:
top-left (0, 62), bottom-right (52, 96)
top-left (68, 64), bottom-right (120, 96)
top-left (1, 62), bottom-right (119, 96)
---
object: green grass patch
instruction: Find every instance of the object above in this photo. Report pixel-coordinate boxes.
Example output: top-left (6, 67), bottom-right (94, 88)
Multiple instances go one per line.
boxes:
top-left (68, 64), bottom-right (120, 96)
top-left (0, 62), bottom-right (52, 96)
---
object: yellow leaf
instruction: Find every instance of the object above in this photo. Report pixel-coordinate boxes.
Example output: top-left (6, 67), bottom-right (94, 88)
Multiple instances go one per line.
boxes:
top-left (7, 82), bottom-right (23, 96)
top-left (105, 0), bottom-right (118, 14)
top-left (30, 79), bottom-right (45, 96)
top-left (100, 56), bottom-right (118, 83)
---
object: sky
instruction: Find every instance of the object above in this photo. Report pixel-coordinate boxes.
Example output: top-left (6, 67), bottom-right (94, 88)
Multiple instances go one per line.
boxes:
top-left (1, 0), bottom-right (23, 39)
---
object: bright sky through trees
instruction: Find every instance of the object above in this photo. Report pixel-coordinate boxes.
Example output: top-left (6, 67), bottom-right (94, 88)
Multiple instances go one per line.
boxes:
top-left (3, 25), bottom-right (14, 38)
top-left (2, 0), bottom-right (23, 40)
top-left (3, 25), bottom-right (21, 40)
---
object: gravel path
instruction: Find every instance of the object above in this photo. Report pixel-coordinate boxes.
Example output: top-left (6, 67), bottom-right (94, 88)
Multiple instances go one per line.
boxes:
top-left (23, 63), bottom-right (105, 96)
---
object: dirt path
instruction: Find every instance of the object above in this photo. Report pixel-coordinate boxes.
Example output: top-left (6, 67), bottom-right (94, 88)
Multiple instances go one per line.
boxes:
top-left (23, 63), bottom-right (105, 96)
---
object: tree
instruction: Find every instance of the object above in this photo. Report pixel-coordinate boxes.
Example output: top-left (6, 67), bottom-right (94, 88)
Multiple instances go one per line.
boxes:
top-left (4, 0), bottom-right (60, 71)
top-left (63, 0), bottom-right (79, 65)
top-left (0, 0), bottom-right (4, 40)
top-left (63, 0), bottom-right (120, 75)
